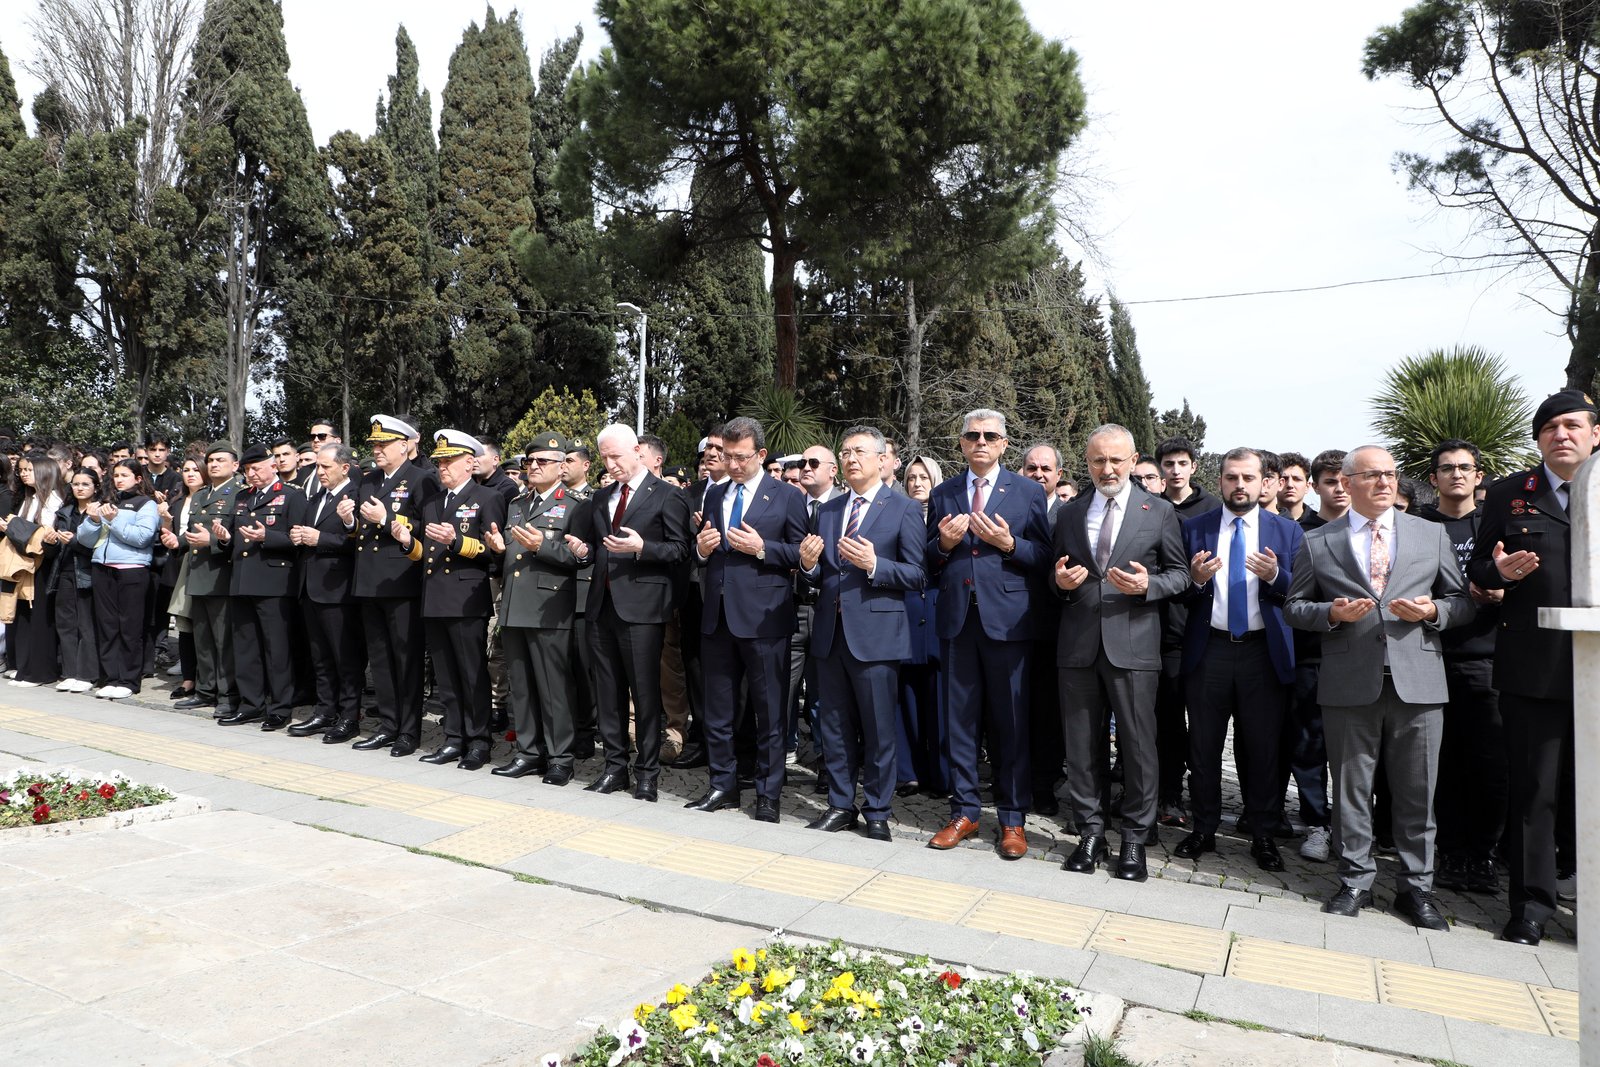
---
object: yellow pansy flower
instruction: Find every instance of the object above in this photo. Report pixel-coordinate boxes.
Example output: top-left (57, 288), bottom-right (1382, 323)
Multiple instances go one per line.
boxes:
top-left (788, 1011), bottom-right (811, 1034)
top-left (762, 966), bottom-right (796, 993)
top-left (665, 984), bottom-right (691, 1005)
top-left (728, 980), bottom-right (754, 1002)
top-left (732, 948), bottom-right (757, 973)
top-left (668, 1003), bottom-right (700, 1032)
top-left (633, 1002), bottom-right (656, 1024)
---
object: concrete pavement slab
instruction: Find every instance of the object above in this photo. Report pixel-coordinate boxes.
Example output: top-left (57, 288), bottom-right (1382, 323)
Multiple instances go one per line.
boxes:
top-left (1195, 973), bottom-right (1321, 1035)
top-left (413, 878), bottom-right (634, 934)
top-left (168, 878), bottom-right (396, 950)
top-left (1079, 952), bottom-right (1203, 1015)
top-left (417, 942), bottom-right (673, 1030)
top-left (75, 848), bottom-right (291, 908)
top-left (0, 880), bottom-right (142, 942)
top-left (0, 827), bottom-right (187, 878)
top-left (1221, 902), bottom-right (1325, 948)
top-left (1537, 946), bottom-right (1580, 991)
top-left (1423, 929), bottom-right (1553, 985)
top-left (1443, 1016), bottom-right (1579, 1067)
top-left (976, 934), bottom-right (1098, 984)
top-left (1116, 1006), bottom-right (1430, 1066)
top-left (0, 1006), bottom-right (210, 1067)
top-left (284, 909), bottom-right (521, 986)
top-left (1315, 996), bottom-right (1451, 1062)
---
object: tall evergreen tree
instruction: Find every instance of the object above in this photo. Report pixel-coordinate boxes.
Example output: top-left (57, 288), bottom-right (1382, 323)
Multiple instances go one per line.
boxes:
top-left (1105, 297), bottom-right (1157, 454)
top-left (436, 6), bottom-right (541, 434)
top-left (181, 0), bottom-right (330, 442)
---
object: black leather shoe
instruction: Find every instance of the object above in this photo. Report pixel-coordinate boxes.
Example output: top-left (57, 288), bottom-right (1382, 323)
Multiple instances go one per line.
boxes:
top-left (541, 765), bottom-right (573, 786)
top-left (1393, 890), bottom-right (1449, 931)
top-left (633, 779), bottom-right (658, 802)
top-left (493, 756), bottom-right (547, 778)
top-left (1322, 885), bottom-right (1374, 917)
top-left (322, 719), bottom-right (360, 743)
top-left (1252, 834), bottom-right (1285, 872)
top-left (457, 746), bottom-right (490, 771)
top-left (668, 745), bottom-right (707, 769)
top-left (1174, 831), bottom-right (1216, 859)
top-left (585, 771), bottom-right (631, 794)
top-left (753, 797), bottom-right (780, 823)
top-left (806, 807), bottom-right (858, 832)
top-left (864, 819), bottom-right (892, 841)
top-left (169, 686), bottom-right (194, 701)
top-left (1033, 796), bottom-right (1060, 817)
top-left (419, 745), bottom-right (464, 765)
top-left (571, 737), bottom-right (596, 760)
top-left (389, 739), bottom-right (418, 757)
top-left (1436, 853), bottom-right (1468, 891)
top-left (352, 732), bottom-right (396, 751)
top-left (260, 716), bottom-right (290, 732)
top-left (1501, 917), bottom-right (1544, 946)
top-left (173, 695), bottom-right (213, 710)
top-left (217, 710), bottom-right (264, 726)
top-left (287, 714), bottom-right (333, 738)
top-left (894, 781), bottom-right (920, 798)
top-left (1115, 840), bottom-right (1148, 881)
top-left (1465, 858), bottom-right (1500, 895)
top-left (685, 788), bottom-right (740, 812)
top-left (1064, 834), bottom-right (1107, 874)
top-left (211, 703), bottom-right (236, 720)
top-left (737, 772), bottom-right (757, 791)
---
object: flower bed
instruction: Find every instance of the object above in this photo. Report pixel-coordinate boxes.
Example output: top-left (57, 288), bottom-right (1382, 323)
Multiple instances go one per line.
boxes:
top-left (0, 767), bottom-right (176, 830)
top-left (563, 939), bottom-right (1091, 1066)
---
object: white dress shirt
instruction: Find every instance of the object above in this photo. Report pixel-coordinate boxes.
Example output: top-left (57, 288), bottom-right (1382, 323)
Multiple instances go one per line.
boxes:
top-left (1208, 506), bottom-right (1265, 632)
top-left (607, 467), bottom-right (650, 525)
top-left (1085, 479), bottom-right (1134, 565)
top-left (837, 482), bottom-right (882, 540)
top-left (313, 478), bottom-right (349, 525)
top-left (718, 468), bottom-right (766, 531)
top-left (964, 467), bottom-right (999, 513)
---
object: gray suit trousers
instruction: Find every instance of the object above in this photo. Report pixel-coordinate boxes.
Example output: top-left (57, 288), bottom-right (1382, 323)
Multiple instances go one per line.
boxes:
top-left (1060, 649), bottom-right (1160, 838)
top-left (505, 626), bottom-right (576, 768)
top-left (1323, 675), bottom-right (1442, 894)
top-left (192, 594), bottom-right (235, 704)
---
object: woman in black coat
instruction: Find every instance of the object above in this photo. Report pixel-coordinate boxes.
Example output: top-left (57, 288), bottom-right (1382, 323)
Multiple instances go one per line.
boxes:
top-left (53, 467), bottom-right (102, 693)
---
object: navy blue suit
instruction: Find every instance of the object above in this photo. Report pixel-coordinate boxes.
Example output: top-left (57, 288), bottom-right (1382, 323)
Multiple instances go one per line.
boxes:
top-left (1180, 506), bottom-right (1303, 835)
top-left (925, 466), bottom-right (1051, 827)
top-left (698, 474), bottom-right (808, 800)
top-left (807, 487), bottom-right (925, 819)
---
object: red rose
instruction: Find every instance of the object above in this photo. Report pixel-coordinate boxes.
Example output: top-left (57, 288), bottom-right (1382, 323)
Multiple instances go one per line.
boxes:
top-left (939, 969), bottom-right (962, 990)
top-left (505, 730), bottom-right (517, 742)
top-left (32, 804), bottom-right (50, 824)
top-left (98, 783), bottom-right (116, 800)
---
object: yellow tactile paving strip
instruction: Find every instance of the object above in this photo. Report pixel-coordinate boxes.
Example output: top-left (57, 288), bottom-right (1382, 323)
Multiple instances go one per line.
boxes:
top-left (0, 705), bottom-right (1577, 1039)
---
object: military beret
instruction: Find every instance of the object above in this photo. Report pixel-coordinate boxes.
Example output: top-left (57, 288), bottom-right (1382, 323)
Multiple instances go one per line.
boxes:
top-left (204, 443), bottom-right (239, 460)
top-left (1532, 389), bottom-right (1599, 437)
top-left (240, 444), bottom-right (270, 464)
top-left (526, 431), bottom-right (571, 457)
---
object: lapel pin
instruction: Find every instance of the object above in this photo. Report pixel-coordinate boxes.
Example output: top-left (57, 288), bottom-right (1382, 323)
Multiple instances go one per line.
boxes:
top-left (1141, 503), bottom-right (1150, 510)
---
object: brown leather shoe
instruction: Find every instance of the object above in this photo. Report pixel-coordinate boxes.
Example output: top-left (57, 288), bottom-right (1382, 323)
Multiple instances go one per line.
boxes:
top-left (997, 825), bottom-right (1027, 860)
top-left (928, 816), bottom-right (980, 850)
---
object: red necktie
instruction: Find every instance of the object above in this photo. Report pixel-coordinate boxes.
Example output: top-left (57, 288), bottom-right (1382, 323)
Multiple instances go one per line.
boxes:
top-left (612, 482), bottom-right (630, 533)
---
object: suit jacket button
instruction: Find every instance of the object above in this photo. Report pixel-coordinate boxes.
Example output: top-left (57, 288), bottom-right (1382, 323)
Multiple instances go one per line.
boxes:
top-left (971, 548), bottom-right (979, 556)
top-left (444, 568), bottom-right (451, 574)
top-left (426, 569), bottom-right (433, 575)
top-left (514, 571), bottom-right (521, 577)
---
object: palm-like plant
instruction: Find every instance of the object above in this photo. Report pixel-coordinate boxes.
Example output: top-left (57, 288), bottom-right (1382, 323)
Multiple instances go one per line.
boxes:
top-left (742, 385), bottom-right (827, 457)
top-left (1370, 346), bottom-right (1539, 480)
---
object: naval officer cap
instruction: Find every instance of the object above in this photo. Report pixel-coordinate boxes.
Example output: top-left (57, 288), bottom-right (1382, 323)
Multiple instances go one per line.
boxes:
top-left (526, 431), bottom-right (571, 457)
top-left (367, 415), bottom-right (418, 443)
top-left (431, 429), bottom-right (485, 460)
top-left (1531, 389), bottom-right (1599, 437)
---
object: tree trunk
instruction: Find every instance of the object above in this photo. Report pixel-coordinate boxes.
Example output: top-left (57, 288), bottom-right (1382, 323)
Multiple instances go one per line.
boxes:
top-left (902, 279), bottom-right (940, 460)
top-left (1566, 224), bottom-right (1600, 394)
top-left (771, 239), bottom-right (799, 391)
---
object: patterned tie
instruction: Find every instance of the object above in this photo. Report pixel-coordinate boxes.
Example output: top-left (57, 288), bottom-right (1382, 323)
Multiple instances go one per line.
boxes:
top-left (1095, 497), bottom-right (1118, 572)
top-left (971, 476), bottom-right (988, 514)
top-left (845, 495), bottom-right (865, 540)
top-left (611, 482), bottom-right (630, 533)
top-left (725, 483), bottom-right (745, 550)
top-left (1369, 519), bottom-right (1389, 595)
top-left (1228, 516), bottom-right (1248, 638)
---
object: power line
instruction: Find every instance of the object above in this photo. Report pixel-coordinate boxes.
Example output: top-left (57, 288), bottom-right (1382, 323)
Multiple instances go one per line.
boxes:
top-left (1116, 263), bottom-right (1511, 307)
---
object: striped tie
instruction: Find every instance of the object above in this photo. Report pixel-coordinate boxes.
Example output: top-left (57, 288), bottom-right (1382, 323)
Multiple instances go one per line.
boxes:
top-left (845, 495), bottom-right (865, 540)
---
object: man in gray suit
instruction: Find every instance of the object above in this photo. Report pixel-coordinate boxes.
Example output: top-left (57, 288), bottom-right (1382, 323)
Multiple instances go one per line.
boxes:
top-left (487, 432), bottom-right (590, 785)
top-left (1286, 445), bottom-right (1473, 930)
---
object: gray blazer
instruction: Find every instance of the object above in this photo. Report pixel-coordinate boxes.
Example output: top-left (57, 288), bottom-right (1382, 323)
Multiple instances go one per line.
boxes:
top-left (1285, 510), bottom-right (1472, 707)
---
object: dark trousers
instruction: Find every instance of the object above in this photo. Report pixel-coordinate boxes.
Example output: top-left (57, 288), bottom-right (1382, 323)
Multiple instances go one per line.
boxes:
top-left (591, 598), bottom-right (665, 780)
top-left (1027, 637), bottom-right (1064, 803)
top-left (1185, 635), bottom-right (1286, 834)
top-left (1503, 691), bottom-right (1573, 925)
top-left (506, 625), bottom-right (576, 768)
top-left (362, 596), bottom-right (423, 744)
top-left (1435, 657), bottom-right (1505, 860)
top-left (1154, 668), bottom-right (1189, 805)
top-left (1061, 646), bottom-right (1160, 838)
top-left (571, 614), bottom-right (597, 743)
top-left (13, 594), bottom-right (58, 684)
top-left (679, 584), bottom-right (706, 751)
top-left (91, 565), bottom-right (148, 689)
top-left (1281, 663), bottom-right (1330, 827)
top-left (178, 630), bottom-right (195, 687)
top-left (817, 641), bottom-right (900, 819)
top-left (304, 599), bottom-right (365, 722)
top-left (787, 603), bottom-right (816, 750)
top-left (702, 620), bottom-right (788, 799)
top-left (191, 594), bottom-right (236, 705)
top-left (425, 615), bottom-right (490, 749)
top-left (942, 609), bottom-right (1032, 827)
top-left (897, 659), bottom-right (947, 791)
top-left (233, 594), bottom-right (294, 718)
top-left (55, 577), bottom-right (97, 683)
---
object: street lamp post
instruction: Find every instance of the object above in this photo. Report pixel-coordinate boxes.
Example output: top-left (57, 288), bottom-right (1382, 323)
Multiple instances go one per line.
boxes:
top-left (616, 301), bottom-right (647, 436)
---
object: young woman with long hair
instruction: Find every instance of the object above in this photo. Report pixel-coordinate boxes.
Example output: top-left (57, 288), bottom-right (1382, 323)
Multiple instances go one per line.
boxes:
top-left (76, 459), bottom-right (159, 700)
top-left (158, 456), bottom-right (206, 701)
top-left (2, 452), bottom-right (66, 687)
top-left (53, 466), bottom-right (102, 692)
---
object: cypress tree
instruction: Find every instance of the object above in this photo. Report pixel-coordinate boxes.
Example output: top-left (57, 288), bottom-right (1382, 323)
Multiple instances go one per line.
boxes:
top-left (1106, 297), bottom-right (1158, 454)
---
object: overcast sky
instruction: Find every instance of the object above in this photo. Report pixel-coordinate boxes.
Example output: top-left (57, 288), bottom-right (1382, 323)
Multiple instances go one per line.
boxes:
top-left (0, 0), bottom-right (1567, 457)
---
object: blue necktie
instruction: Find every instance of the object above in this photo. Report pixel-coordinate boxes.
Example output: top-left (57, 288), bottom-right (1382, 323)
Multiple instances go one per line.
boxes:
top-left (1228, 516), bottom-right (1248, 639)
top-left (725, 483), bottom-right (745, 551)
top-left (845, 495), bottom-right (865, 540)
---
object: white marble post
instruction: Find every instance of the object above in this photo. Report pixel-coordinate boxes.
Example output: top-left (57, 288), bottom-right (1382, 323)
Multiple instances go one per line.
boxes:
top-left (1537, 451), bottom-right (1600, 1060)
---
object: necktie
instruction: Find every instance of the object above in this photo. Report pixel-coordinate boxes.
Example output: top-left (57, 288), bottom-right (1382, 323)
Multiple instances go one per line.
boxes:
top-left (314, 492), bottom-right (327, 526)
top-left (1095, 497), bottom-right (1118, 572)
top-left (845, 495), bottom-right (865, 540)
top-left (726, 483), bottom-right (746, 550)
top-left (1369, 519), bottom-right (1389, 595)
top-left (1228, 516), bottom-right (1248, 638)
top-left (611, 482), bottom-right (630, 533)
top-left (808, 498), bottom-right (821, 534)
top-left (971, 476), bottom-right (988, 514)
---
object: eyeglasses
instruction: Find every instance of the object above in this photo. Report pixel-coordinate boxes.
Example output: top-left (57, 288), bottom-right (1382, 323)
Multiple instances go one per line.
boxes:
top-left (725, 450), bottom-right (759, 464)
top-left (1349, 469), bottom-right (1399, 483)
top-left (1135, 472), bottom-right (1162, 483)
top-left (838, 448), bottom-right (883, 459)
top-left (961, 431), bottom-right (1005, 444)
top-left (1434, 463), bottom-right (1478, 475)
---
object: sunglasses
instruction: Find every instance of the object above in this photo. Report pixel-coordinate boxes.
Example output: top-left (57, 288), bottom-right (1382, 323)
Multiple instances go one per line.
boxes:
top-left (961, 431), bottom-right (1005, 444)
top-left (310, 432), bottom-right (331, 440)
top-left (524, 456), bottom-right (560, 467)
top-left (800, 457), bottom-right (826, 469)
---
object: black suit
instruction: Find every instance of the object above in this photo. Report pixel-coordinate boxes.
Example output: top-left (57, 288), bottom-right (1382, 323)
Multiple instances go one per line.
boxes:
top-left (229, 479), bottom-right (308, 720)
top-left (300, 480), bottom-right (364, 724)
top-left (1468, 466), bottom-right (1574, 926)
top-left (583, 471), bottom-right (691, 782)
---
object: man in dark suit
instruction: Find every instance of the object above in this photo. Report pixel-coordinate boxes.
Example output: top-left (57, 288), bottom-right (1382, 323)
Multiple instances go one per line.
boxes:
top-left (285, 443), bottom-right (364, 743)
top-left (1469, 389), bottom-right (1599, 945)
top-left (670, 431), bottom-right (728, 771)
top-left (1020, 442), bottom-right (1067, 816)
top-left (560, 442), bottom-right (598, 758)
top-left (687, 416), bottom-right (808, 822)
top-left (217, 444), bottom-right (308, 730)
top-left (177, 444), bottom-right (242, 717)
top-left (396, 431), bottom-right (507, 771)
top-left (347, 415), bottom-right (437, 757)
top-left (798, 426), bottom-right (925, 840)
top-left (566, 424), bottom-right (691, 801)
top-left (924, 408), bottom-right (1052, 860)
top-left (1287, 445), bottom-right (1473, 930)
top-left (487, 432), bottom-right (589, 785)
top-left (1177, 448), bottom-right (1305, 871)
top-left (1055, 423), bottom-right (1191, 881)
